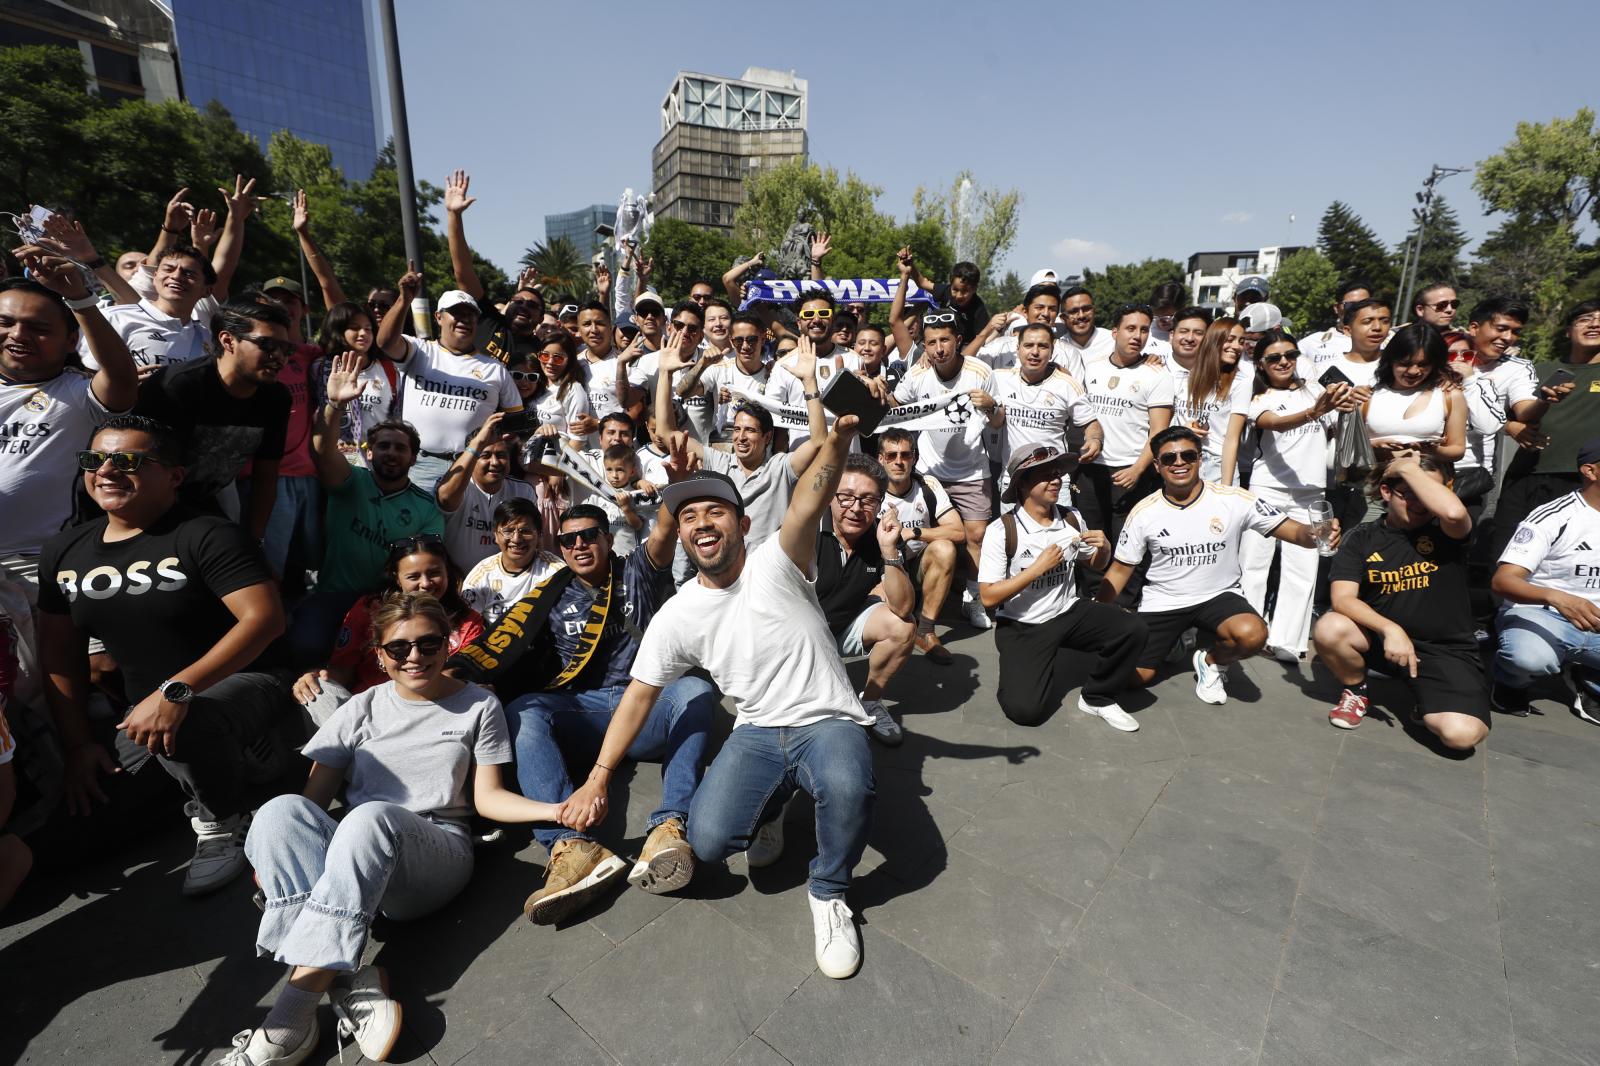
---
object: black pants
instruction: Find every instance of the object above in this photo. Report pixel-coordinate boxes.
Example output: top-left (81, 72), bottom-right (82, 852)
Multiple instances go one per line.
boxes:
top-left (994, 600), bottom-right (1148, 726)
top-left (1072, 463), bottom-right (1157, 602)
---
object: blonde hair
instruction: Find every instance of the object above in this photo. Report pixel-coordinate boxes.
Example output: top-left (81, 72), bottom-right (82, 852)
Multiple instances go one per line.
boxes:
top-left (368, 591), bottom-right (450, 648)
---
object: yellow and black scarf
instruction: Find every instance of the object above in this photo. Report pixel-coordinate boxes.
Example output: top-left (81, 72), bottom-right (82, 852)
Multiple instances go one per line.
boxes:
top-left (447, 557), bottom-right (618, 692)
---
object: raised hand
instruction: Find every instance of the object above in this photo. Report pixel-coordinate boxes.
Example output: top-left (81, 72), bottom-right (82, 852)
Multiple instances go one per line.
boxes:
top-left (516, 266), bottom-right (540, 293)
top-left (219, 174), bottom-right (259, 219)
top-left (783, 334), bottom-right (818, 383)
top-left (397, 258), bottom-right (422, 300)
top-left (445, 169), bottom-right (475, 214)
top-left (895, 245), bottom-right (915, 277)
top-left (38, 211), bottom-right (98, 262)
top-left (326, 351), bottom-right (370, 405)
top-left (164, 188), bottom-right (195, 233)
top-left (16, 247), bottom-right (89, 300)
top-left (291, 188), bottom-right (310, 233)
top-left (639, 256), bottom-right (654, 286)
top-left (810, 232), bottom-right (832, 262)
top-left (593, 262), bottom-right (611, 298)
top-left (190, 207), bottom-right (219, 251)
top-left (657, 327), bottom-right (692, 373)
top-left (877, 509), bottom-right (903, 555)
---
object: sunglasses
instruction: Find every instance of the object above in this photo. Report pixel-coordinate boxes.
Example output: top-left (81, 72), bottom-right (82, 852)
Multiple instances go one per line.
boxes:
top-left (557, 526), bottom-right (604, 549)
top-left (1157, 449), bottom-right (1201, 467)
top-left (797, 307), bottom-right (834, 321)
top-left (510, 369), bottom-right (541, 381)
top-left (1428, 299), bottom-right (1460, 312)
top-left (77, 449), bottom-right (169, 472)
top-left (671, 319), bottom-right (703, 330)
top-left (557, 304), bottom-right (580, 317)
top-left (730, 335), bottom-right (760, 348)
top-left (923, 311), bottom-right (959, 326)
top-left (237, 334), bottom-right (297, 357)
top-left (1260, 352), bottom-right (1299, 366)
top-left (387, 533), bottom-right (446, 557)
top-left (378, 635), bottom-right (446, 660)
top-left (635, 306), bottom-right (663, 318)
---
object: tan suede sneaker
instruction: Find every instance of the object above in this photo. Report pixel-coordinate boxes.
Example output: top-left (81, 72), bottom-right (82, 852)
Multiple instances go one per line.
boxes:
top-left (627, 817), bottom-right (695, 894)
top-left (523, 838), bottom-right (629, 925)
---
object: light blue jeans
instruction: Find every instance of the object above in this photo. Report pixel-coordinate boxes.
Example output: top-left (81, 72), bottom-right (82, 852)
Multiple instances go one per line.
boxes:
top-left (247, 794), bottom-right (474, 972)
top-left (506, 677), bottom-right (714, 853)
top-left (259, 474), bottom-right (323, 579)
top-left (687, 718), bottom-right (874, 901)
top-left (1493, 604), bottom-right (1600, 697)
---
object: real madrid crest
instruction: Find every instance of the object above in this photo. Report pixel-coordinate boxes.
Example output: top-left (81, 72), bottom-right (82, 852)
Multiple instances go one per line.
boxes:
top-left (23, 389), bottom-right (50, 413)
top-left (1416, 535), bottom-right (1434, 555)
top-left (1107, 375), bottom-right (1120, 390)
top-left (1209, 516), bottom-right (1224, 534)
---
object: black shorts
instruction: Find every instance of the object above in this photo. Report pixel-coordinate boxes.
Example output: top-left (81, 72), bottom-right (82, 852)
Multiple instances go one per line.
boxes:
top-left (1362, 634), bottom-right (1491, 724)
top-left (1135, 591), bottom-right (1259, 669)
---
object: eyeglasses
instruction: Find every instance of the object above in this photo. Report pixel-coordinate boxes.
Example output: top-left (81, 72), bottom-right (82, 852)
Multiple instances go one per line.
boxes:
top-left (730, 335), bottom-right (760, 348)
top-left (77, 450), bottom-right (169, 472)
top-left (387, 533), bottom-right (445, 558)
top-left (1157, 449), bottom-right (1201, 467)
top-left (833, 492), bottom-right (883, 512)
top-left (689, 292), bottom-right (712, 302)
top-left (510, 370), bottom-right (540, 381)
top-left (506, 298), bottom-right (543, 311)
top-left (1260, 351), bottom-right (1299, 366)
top-left (922, 311), bottom-right (958, 326)
top-left (797, 307), bottom-right (835, 321)
top-left (378, 635), bottom-right (446, 660)
top-left (1571, 313), bottom-right (1600, 328)
top-left (557, 526), bottom-right (604, 549)
top-left (237, 334), bottom-right (297, 357)
top-left (671, 319), bottom-right (703, 331)
top-left (1428, 299), bottom-right (1460, 312)
top-left (497, 525), bottom-right (538, 540)
top-left (635, 306), bottom-right (663, 318)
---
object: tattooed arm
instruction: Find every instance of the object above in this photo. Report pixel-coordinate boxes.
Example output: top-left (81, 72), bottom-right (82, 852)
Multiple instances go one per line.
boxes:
top-left (779, 414), bottom-right (860, 574)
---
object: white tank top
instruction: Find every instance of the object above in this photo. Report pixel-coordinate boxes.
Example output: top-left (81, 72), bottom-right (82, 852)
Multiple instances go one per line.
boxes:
top-left (1364, 386), bottom-right (1446, 443)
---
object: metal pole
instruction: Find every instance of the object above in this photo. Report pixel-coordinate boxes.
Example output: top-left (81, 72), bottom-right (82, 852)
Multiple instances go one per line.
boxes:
top-left (1395, 228), bottom-right (1417, 318)
top-left (379, 0), bottom-right (429, 337)
top-left (1400, 207), bottom-right (1428, 323)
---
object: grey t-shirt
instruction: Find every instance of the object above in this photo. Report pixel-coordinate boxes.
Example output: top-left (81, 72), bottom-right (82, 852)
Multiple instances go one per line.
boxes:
top-left (302, 680), bottom-right (512, 830)
top-left (702, 448), bottom-right (797, 549)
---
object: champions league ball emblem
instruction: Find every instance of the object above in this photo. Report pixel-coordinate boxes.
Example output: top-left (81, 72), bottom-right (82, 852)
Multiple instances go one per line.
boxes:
top-left (945, 395), bottom-right (975, 426)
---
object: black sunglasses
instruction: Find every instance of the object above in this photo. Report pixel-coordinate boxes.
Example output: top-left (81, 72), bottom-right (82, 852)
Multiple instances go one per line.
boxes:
top-left (378, 635), bottom-right (446, 660)
top-left (236, 334), bottom-right (297, 358)
top-left (730, 335), bottom-right (760, 348)
top-left (387, 533), bottom-right (446, 558)
top-left (557, 527), bottom-right (604, 549)
top-left (1157, 449), bottom-right (1201, 467)
top-left (78, 449), bottom-right (169, 473)
top-left (1260, 351), bottom-right (1299, 365)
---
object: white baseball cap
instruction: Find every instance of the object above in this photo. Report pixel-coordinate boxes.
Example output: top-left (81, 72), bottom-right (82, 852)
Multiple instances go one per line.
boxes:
top-left (437, 290), bottom-right (479, 314)
top-left (1239, 302), bottom-right (1283, 333)
top-left (1028, 268), bottom-right (1060, 288)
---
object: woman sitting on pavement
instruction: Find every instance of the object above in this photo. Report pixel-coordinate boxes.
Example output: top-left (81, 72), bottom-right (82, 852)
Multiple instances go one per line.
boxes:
top-left (291, 536), bottom-right (484, 725)
top-left (214, 592), bottom-right (558, 1066)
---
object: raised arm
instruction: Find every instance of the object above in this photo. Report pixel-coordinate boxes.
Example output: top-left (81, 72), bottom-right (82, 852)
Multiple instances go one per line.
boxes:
top-left (18, 248), bottom-right (136, 411)
top-left (291, 189), bottom-right (347, 309)
top-left (37, 213), bottom-right (139, 306)
top-left (1388, 454), bottom-right (1471, 539)
top-left (779, 414), bottom-right (861, 571)
top-left (722, 253), bottom-right (763, 303)
top-left (809, 232), bottom-right (831, 282)
top-left (781, 336), bottom-right (830, 475)
top-left (210, 175), bottom-right (258, 299)
top-left (889, 249), bottom-right (917, 358)
top-left (875, 509), bottom-right (915, 617)
top-left (654, 338), bottom-right (704, 459)
top-left (146, 188), bottom-right (193, 268)
top-left (376, 262), bottom-right (421, 360)
top-left (311, 351), bottom-right (363, 489)
top-left (443, 169), bottom-right (484, 300)
top-left (437, 412), bottom-right (504, 513)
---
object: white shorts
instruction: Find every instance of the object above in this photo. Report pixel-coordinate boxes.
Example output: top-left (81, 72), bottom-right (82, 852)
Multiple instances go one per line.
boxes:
top-left (837, 602), bottom-right (881, 657)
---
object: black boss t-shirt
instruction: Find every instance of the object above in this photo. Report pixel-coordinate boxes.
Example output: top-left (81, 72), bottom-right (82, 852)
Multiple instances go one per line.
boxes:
top-left (134, 357), bottom-right (291, 503)
top-left (1329, 518), bottom-right (1474, 642)
top-left (37, 508), bottom-right (271, 702)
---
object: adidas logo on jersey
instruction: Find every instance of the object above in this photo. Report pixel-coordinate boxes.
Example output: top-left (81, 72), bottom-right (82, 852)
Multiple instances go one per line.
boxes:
top-left (1366, 552), bottom-right (1383, 562)
top-left (1157, 528), bottom-right (1171, 537)
top-left (1576, 540), bottom-right (1594, 551)
top-left (1018, 547), bottom-right (1035, 560)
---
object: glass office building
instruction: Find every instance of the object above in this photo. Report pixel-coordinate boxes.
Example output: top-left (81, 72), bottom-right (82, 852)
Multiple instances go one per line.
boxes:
top-left (171, 0), bottom-right (381, 180)
top-left (544, 204), bottom-right (613, 261)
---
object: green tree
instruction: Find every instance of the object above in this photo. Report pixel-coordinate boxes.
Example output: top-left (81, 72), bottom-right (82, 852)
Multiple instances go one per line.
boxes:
top-left (1080, 259), bottom-right (1187, 328)
top-left (911, 171), bottom-right (1022, 282)
top-left (1271, 249), bottom-right (1341, 334)
top-left (1393, 195), bottom-right (1468, 292)
top-left (737, 158), bottom-right (953, 283)
top-left (1316, 201), bottom-right (1398, 299)
top-left (519, 236), bottom-right (592, 301)
top-left (641, 217), bottom-right (746, 302)
top-left (982, 270), bottom-right (1024, 316)
top-left (0, 44), bottom-right (91, 207)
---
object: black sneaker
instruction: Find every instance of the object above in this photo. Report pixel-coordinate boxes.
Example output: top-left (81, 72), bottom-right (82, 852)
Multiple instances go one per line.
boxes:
top-left (1490, 681), bottom-right (1531, 717)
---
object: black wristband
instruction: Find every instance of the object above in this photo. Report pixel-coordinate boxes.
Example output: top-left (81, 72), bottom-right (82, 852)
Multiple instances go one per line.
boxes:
top-left (161, 224), bottom-right (186, 234)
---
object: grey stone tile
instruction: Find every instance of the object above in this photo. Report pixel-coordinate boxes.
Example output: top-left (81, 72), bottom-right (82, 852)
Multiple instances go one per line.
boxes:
top-left (721, 1035), bottom-right (793, 1065)
top-left (453, 997), bottom-right (615, 1065)
top-left (1013, 756), bottom-right (1179, 834)
top-left (1278, 898), bottom-right (1512, 1066)
top-left (1496, 857), bottom-right (1600, 973)
top-left (1065, 869), bottom-right (1282, 1045)
top-left (865, 846), bottom-right (1081, 1008)
top-left (1483, 718), bottom-right (1600, 775)
top-left (1050, 703), bottom-right (1193, 766)
top-left (756, 932), bottom-right (1014, 1066)
top-left (1329, 741), bottom-right (1486, 814)
top-left (1513, 1040), bottom-right (1591, 1066)
top-left (1114, 804), bottom-right (1309, 928)
top-left (1185, 737), bottom-right (1341, 798)
top-left (1504, 949), bottom-right (1600, 1066)
top-left (1152, 760), bottom-right (1324, 839)
top-left (1314, 782), bottom-right (1490, 880)
top-left (551, 904), bottom-right (807, 1066)
top-left (992, 954), bottom-right (1255, 1066)
top-left (1258, 992), bottom-right (1429, 1065)
top-left (948, 783), bottom-right (1129, 907)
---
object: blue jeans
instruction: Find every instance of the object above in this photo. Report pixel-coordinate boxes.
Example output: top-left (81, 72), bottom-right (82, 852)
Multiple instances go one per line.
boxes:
top-left (1494, 604), bottom-right (1600, 697)
top-left (248, 794), bottom-right (474, 972)
top-left (506, 677), bottom-right (714, 853)
top-left (687, 718), bottom-right (874, 901)
top-left (259, 474), bottom-right (323, 580)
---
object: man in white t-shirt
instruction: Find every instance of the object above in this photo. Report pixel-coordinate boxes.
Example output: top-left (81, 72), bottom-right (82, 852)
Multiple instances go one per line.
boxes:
top-left (1099, 427), bottom-right (1330, 704)
top-left (558, 417), bottom-right (877, 981)
top-left (1462, 296), bottom-right (1573, 481)
top-left (695, 312), bottom-right (773, 444)
top-left (990, 322), bottom-right (1102, 493)
top-left (1073, 304), bottom-right (1174, 591)
top-left (460, 497), bottom-right (564, 626)
top-left (376, 269), bottom-right (523, 489)
top-left (1489, 437), bottom-right (1600, 723)
top-left (1057, 286), bottom-right (1115, 365)
top-left (969, 283), bottom-right (1086, 381)
top-left (1140, 282), bottom-right (1185, 359)
top-left (892, 309), bottom-right (1001, 629)
top-left (435, 412), bottom-right (536, 573)
top-left (978, 448), bottom-right (1145, 731)
top-left (878, 429), bottom-right (967, 664)
top-left (769, 291), bottom-right (866, 450)
top-left (83, 244), bottom-right (220, 372)
top-left (1297, 278), bottom-right (1371, 366)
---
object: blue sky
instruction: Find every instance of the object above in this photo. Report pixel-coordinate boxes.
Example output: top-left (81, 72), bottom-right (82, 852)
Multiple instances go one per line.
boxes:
top-left (387, 0), bottom-right (1596, 282)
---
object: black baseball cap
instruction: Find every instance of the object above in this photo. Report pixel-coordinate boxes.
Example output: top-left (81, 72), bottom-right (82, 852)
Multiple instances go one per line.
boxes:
top-left (661, 470), bottom-right (745, 516)
top-left (1577, 436), bottom-right (1600, 466)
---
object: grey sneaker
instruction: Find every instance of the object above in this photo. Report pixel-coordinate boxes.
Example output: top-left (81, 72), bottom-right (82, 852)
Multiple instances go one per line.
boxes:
top-left (209, 1024), bottom-right (318, 1065)
top-left (185, 812), bottom-right (250, 896)
top-left (330, 965), bottom-right (402, 1063)
top-left (861, 698), bottom-right (903, 746)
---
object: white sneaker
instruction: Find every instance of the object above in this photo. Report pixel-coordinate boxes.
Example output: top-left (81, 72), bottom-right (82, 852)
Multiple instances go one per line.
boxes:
top-left (808, 894), bottom-right (862, 979)
top-left (746, 815), bottom-right (786, 869)
top-left (1077, 695), bottom-right (1139, 732)
top-left (1575, 689), bottom-right (1600, 727)
top-left (209, 1024), bottom-right (318, 1066)
top-left (330, 965), bottom-right (403, 1063)
top-left (861, 698), bottom-right (903, 746)
top-left (185, 812), bottom-right (250, 896)
top-left (1192, 649), bottom-right (1228, 705)
top-left (961, 592), bottom-right (993, 630)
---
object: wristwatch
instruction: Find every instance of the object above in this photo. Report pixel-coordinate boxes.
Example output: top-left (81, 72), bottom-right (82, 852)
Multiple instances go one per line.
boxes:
top-left (909, 525), bottom-right (923, 541)
top-left (883, 555), bottom-right (906, 568)
top-left (158, 679), bottom-right (194, 703)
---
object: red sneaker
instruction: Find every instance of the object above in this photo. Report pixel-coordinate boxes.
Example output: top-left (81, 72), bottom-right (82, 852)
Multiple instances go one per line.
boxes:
top-left (1328, 688), bottom-right (1369, 730)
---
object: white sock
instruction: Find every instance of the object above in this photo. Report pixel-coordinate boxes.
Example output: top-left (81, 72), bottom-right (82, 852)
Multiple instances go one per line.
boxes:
top-left (261, 982), bottom-right (320, 1050)
top-left (964, 580), bottom-right (980, 601)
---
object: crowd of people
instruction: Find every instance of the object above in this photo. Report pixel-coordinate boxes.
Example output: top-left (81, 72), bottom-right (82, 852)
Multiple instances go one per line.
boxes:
top-left (1, 172), bottom-right (1598, 1066)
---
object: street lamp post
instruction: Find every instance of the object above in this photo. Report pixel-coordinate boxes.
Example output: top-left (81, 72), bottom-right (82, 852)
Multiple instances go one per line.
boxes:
top-left (378, 0), bottom-right (430, 338)
top-left (1397, 165), bottom-right (1467, 322)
